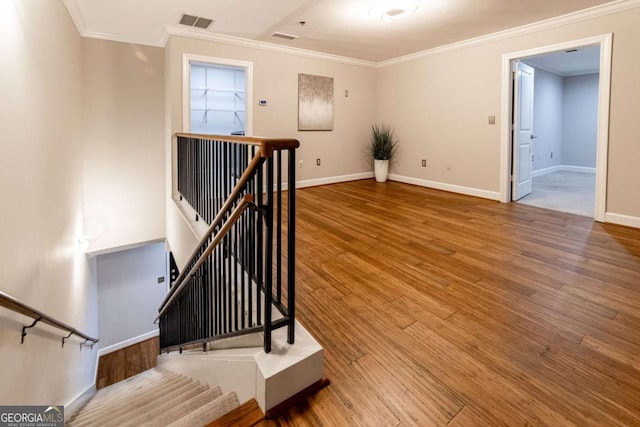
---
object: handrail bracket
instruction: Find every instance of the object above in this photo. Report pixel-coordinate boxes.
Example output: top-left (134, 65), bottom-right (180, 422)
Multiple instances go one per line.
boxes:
top-left (21, 317), bottom-right (42, 344)
top-left (62, 331), bottom-right (74, 348)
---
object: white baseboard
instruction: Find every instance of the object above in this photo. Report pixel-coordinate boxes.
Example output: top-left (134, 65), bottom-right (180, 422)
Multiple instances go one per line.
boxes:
top-left (295, 172), bottom-right (373, 189)
top-left (605, 212), bottom-right (640, 229)
top-left (388, 174), bottom-right (501, 201)
top-left (532, 164), bottom-right (596, 177)
top-left (65, 383), bottom-right (95, 422)
top-left (562, 165), bottom-right (596, 174)
top-left (98, 330), bottom-right (159, 357)
top-left (532, 165), bottom-right (563, 177)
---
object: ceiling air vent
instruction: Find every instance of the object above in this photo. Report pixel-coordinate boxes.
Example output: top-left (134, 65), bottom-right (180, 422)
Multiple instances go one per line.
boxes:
top-left (179, 14), bottom-right (213, 30)
top-left (272, 32), bottom-right (299, 41)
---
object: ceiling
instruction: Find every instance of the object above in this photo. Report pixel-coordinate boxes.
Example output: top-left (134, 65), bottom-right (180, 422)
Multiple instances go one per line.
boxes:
top-left (66, 0), bottom-right (618, 62)
top-left (523, 45), bottom-right (601, 76)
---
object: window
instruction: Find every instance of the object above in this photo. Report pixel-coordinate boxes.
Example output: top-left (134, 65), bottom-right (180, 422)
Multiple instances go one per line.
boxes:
top-left (190, 63), bottom-right (245, 135)
top-left (182, 55), bottom-right (252, 136)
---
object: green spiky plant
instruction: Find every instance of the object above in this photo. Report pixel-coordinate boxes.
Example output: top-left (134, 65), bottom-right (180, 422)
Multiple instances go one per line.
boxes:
top-left (369, 124), bottom-right (398, 161)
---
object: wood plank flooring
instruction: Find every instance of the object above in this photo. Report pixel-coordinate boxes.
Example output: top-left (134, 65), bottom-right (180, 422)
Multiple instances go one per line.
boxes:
top-left (260, 180), bottom-right (640, 427)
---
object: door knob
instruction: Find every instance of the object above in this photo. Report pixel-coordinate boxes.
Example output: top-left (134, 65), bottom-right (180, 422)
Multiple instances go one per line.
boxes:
top-left (530, 135), bottom-right (538, 139)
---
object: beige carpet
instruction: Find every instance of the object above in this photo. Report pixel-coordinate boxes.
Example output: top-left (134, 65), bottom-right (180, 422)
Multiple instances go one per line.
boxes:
top-left (517, 170), bottom-right (595, 217)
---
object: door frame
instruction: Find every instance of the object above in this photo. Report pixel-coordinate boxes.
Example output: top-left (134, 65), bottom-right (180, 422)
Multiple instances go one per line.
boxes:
top-left (181, 54), bottom-right (254, 136)
top-left (499, 34), bottom-right (612, 222)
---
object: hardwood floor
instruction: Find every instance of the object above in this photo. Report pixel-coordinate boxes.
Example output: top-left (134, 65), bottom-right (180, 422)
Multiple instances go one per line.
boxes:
top-left (260, 179), bottom-right (640, 427)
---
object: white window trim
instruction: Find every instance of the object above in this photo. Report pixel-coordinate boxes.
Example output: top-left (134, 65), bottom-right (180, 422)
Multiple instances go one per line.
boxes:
top-left (182, 54), bottom-right (254, 136)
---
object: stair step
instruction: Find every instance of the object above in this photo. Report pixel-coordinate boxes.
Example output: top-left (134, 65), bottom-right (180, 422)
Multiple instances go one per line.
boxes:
top-left (82, 369), bottom-right (170, 411)
top-left (140, 386), bottom-right (223, 427)
top-left (168, 392), bottom-right (240, 427)
top-left (100, 381), bottom-right (210, 427)
top-left (70, 374), bottom-right (191, 425)
top-left (68, 368), bottom-right (239, 427)
top-left (74, 377), bottom-right (192, 419)
top-left (77, 369), bottom-right (178, 414)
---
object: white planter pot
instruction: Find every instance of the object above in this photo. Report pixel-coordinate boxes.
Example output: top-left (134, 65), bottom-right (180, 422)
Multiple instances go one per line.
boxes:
top-left (374, 159), bottom-right (389, 182)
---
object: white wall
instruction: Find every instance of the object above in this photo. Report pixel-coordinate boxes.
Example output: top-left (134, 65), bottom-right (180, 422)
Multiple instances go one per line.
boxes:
top-left (0, 0), bottom-right (98, 406)
top-left (562, 73), bottom-right (599, 168)
top-left (377, 6), bottom-right (640, 219)
top-left (531, 68), bottom-right (564, 171)
top-left (82, 39), bottom-right (166, 254)
top-left (97, 243), bottom-right (167, 348)
top-left (165, 36), bottom-right (377, 269)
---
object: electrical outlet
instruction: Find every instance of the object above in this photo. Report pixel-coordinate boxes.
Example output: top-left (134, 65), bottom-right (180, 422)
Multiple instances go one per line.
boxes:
top-left (447, 162), bottom-right (452, 171)
top-left (550, 152), bottom-right (554, 159)
top-left (316, 158), bottom-right (321, 166)
top-left (488, 115), bottom-right (496, 125)
top-left (298, 160), bottom-right (303, 168)
top-left (421, 159), bottom-right (427, 167)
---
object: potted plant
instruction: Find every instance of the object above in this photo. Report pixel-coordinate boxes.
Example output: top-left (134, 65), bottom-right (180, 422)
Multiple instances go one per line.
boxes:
top-left (369, 124), bottom-right (398, 182)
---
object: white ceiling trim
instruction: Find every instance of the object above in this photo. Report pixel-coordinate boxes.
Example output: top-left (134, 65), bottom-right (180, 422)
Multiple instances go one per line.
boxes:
top-left (62, 0), bottom-right (86, 35)
top-left (82, 30), bottom-right (166, 47)
top-left (165, 25), bottom-right (377, 68)
top-left (377, 0), bottom-right (640, 68)
top-left (63, 0), bottom-right (166, 47)
top-left (63, 0), bottom-right (640, 67)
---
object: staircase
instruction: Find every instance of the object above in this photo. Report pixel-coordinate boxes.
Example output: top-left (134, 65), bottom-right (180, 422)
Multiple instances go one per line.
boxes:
top-left (67, 368), bottom-right (241, 427)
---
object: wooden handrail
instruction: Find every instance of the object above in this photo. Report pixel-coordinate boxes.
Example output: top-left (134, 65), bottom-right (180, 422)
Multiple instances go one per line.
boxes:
top-left (175, 133), bottom-right (299, 157)
top-left (156, 194), bottom-right (254, 322)
top-left (0, 290), bottom-right (99, 347)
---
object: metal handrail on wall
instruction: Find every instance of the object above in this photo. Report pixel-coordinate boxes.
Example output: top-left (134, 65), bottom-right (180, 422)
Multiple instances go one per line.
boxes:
top-left (0, 290), bottom-right (99, 349)
top-left (158, 133), bottom-right (299, 353)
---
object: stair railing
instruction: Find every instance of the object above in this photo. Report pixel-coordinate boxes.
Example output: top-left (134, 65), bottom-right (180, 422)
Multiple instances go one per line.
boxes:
top-left (158, 133), bottom-right (299, 353)
top-left (0, 290), bottom-right (99, 349)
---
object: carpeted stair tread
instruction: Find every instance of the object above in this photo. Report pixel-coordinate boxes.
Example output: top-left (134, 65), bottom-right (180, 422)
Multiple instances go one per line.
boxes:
top-left (70, 374), bottom-right (189, 424)
top-left (71, 376), bottom-right (192, 426)
top-left (167, 392), bottom-right (240, 427)
top-left (68, 368), bottom-right (238, 427)
top-left (77, 369), bottom-right (180, 414)
top-left (69, 373), bottom-right (191, 426)
top-left (98, 381), bottom-right (210, 427)
top-left (139, 386), bottom-right (223, 427)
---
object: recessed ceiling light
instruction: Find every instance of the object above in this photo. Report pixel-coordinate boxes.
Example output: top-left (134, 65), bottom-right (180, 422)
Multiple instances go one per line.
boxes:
top-left (369, 0), bottom-right (419, 21)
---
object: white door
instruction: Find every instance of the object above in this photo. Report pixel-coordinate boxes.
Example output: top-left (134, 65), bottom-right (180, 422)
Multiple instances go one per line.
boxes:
top-left (512, 61), bottom-right (534, 201)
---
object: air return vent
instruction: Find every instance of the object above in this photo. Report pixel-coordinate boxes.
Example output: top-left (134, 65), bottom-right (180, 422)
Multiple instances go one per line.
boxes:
top-left (272, 32), bottom-right (299, 40)
top-left (179, 14), bottom-right (213, 29)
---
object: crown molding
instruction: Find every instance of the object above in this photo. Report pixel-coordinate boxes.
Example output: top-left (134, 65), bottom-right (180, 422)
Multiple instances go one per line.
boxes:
top-left (63, 0), bottom-right (639, 67)
top-left (81, 30), bottom-right (166, 47)
top-left (377, 0), bottom-right (640, 68)
top-left (62, 0), bottom-right (86, 35)
top-left (164, 25), bottom-right (377, 68)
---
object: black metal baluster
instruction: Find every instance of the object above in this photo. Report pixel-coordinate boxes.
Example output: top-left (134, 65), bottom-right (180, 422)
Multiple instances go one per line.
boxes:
top-left (287, 148), bottom-right (296, 344)
top-left (264, 156), bottom-right (274, 353)
top-left (256, 160), bottom-right (263, 327)
top-left (276, 150), bottom-right (282, 305)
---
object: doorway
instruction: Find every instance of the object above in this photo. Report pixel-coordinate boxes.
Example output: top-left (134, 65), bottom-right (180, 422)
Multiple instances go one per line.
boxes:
top-left (515, 46), bottom-right (600, 217)
top-left (500, 34), bottom-right (612, 222)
